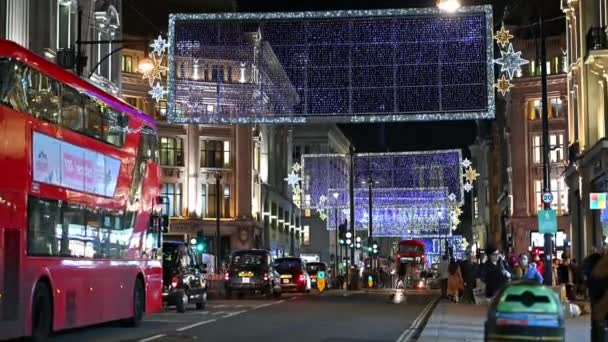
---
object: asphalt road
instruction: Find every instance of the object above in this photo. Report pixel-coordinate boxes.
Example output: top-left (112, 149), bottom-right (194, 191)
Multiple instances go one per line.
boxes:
top-left (45, 290), bottom-right (438, 342)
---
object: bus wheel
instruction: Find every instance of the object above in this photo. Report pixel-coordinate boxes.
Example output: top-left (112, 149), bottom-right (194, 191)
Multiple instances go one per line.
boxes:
top-left (122, 279), bottom-right (144, 327)
top-left (31, 282), bottom-right (52, 341)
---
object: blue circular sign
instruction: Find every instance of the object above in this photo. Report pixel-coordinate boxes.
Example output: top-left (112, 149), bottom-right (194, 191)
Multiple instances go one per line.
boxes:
top-left (542, 192), bottom-right (553, 204)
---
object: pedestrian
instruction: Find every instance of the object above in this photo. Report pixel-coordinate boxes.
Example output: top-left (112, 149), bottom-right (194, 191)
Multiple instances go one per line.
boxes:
top-left (460, 253), bottom-right (478, 304)
top-left (558, 256), bottom-right (575, 300)
top-left (533, 253), bottom-right (544, 277)
top-left (586, 248), bottom-right (608, 341)
top-left (513, 254), bottom-right (527, 280)
top-left (524, 261), bottom-right (544, 284)
top-left (447, 258), bottom-right (464, 303)
top-left (438, 255), bottom-right (449, 299)
top-left (482, 248), bottom-right (509, 299)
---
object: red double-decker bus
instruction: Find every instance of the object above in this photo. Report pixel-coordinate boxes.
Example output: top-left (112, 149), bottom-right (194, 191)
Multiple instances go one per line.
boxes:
top-left (395, 240), bottom-right (426, 288)
top-left (0, 40), bottom-right (164, 340)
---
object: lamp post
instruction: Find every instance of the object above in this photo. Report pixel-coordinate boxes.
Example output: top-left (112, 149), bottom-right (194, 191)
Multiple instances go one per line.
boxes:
top-left (215, 172), bottom-right (222, 274)
top-left (332, 192), bottom-right (339, 283)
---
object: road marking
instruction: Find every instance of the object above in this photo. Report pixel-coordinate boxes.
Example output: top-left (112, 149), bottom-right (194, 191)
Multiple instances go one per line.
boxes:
top-left (144, 319), bottom-right (189, 323)
top-left (138, 334), bottom-right (166, 342)
top-left (253, 303), bottom-right (272, 309)
top-left (175, 319), bottom-right (217, 332)
top-left (395, 298), bottom-right (438, 342)
top-left (211, 304), bottom-right (227, 308)
top-left (212, 311), bottom-right (225, 315)
top-left (222, 309), bottom-right (247, 318)
top-left (235, 304), bottom-right (244, 308)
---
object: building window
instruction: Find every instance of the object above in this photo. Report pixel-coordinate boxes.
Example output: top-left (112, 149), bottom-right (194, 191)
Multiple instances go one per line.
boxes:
top-left (303, 225), bottom-right (310, 245)
top-left (161, 183), bottom-right (182, 217)
top-left (124, 96), bottom-right (138, 108)
top-left (549, 133), bottom-right (565, 163)
top-left (57, 0), bottom-right (77, 50)
top-left (159, 137), bottom-right (184, 166)
top-left (550, 98), bottom-right (564, 118)
top-left (121, 55), bottom-right (133, 73)
top-left (206, 183), bottom-right (224, 218)
top-left (158, 100), bottom-right (167, 118)
top-left (532, 135), bottom-right (542, 164)
top-left (201, 184), bottom-right (207, 218)
top-left (223, 184), bottom-right (231, 218)
top-left (201, 140), bottom-right (230, 168)
top-left (534, 178), bottom-right (568, 215)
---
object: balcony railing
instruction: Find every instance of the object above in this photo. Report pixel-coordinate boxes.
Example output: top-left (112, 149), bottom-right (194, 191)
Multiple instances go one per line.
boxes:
top-left (587, 27), bottom-right (608, 53)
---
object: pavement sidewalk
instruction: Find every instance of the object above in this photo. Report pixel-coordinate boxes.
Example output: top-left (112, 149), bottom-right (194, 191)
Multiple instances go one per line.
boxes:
top-left (417, 301), bottom-right (590, 342)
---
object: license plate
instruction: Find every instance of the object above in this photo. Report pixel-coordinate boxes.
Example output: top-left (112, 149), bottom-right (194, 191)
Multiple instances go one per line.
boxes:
top-left (282, 279), bottom-right (290, 284)
top-left (241, 277), bottom-right (250, 283)
top-left (280, 274), bottom-right (292, 279)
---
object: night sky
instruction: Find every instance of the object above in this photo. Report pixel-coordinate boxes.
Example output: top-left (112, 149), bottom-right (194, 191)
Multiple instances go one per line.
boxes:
top-left (124, 0), bottom-right (563, 154)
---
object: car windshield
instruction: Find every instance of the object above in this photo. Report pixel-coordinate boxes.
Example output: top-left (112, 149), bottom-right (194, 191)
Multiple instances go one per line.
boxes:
top-left (162, 243), bottom-right (181, 265)
top-left (231, 253), bottom-right (266, 269)
top-left (274, 258), bottom-right (302, 273)
top-left (399, 244), bottom-right (424, 254)
top-left (306, 263), bottom-right (326, 274)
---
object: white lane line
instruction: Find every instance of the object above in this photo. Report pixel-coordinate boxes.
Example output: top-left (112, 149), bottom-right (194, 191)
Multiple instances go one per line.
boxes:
top-left (144, 319), bottom-right (189, 323)
top-left (235, 304), bottom-right (244, 308)
top-left (252, 299), bottom-right (285, 309)
top-left (175, 319), bottom-right (217, 332)
top-left (212, 311), bottom-right (226, 315)
top-left (138, 334), bottom-right (166, 342)
top-left (222, 309), bottom-right (247, 318)
top-left (198, 311), bottom-right (210, 315)
top-left (395, 298), bottom-right (438, 342)
top-left (211, 304), bottom-right (227, 308)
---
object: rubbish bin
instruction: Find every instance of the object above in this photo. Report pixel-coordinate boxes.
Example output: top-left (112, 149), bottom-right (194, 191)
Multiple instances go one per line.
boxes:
top-left (484, 282), bottom-right (564, 342)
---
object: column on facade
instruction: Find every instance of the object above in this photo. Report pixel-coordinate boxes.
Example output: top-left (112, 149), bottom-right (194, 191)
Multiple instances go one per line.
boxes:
top-left (5, 0), bottom-right (29, 48)
top-left (236, 125), bottom-right (252, 218)
top-left (187, 124), bottom-right (200, 217)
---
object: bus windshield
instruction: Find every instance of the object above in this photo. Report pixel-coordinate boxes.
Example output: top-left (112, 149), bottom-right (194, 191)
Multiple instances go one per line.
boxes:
top-left (399, 244), bottom-right (424, 254)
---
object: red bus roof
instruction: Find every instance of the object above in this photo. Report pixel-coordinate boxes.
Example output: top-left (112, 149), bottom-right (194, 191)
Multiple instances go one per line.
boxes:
top-left (398, 240), bottom-right (425, 247)
top-left (0, 39), bottom-right (156, 128)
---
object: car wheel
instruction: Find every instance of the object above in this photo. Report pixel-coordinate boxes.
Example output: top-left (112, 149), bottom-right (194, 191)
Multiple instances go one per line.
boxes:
top-left (196, 301), bottom-right (206, 310)
top-left (31, 282), bottom-right (52, 341)
top-left (121, 278), bottom-right (145, 327)
top-left (176, 291), bottom-right (188, 313)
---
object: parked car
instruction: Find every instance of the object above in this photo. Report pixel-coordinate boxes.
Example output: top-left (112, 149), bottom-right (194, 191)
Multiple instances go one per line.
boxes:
top-left (274, 257), bottom-right (311, 293)
top-left (305, 262), bottom-right (328, 289)
top-left (225, 249), bottom-right (282, 299)
top-left (162, 241), bottom-right (208, 313)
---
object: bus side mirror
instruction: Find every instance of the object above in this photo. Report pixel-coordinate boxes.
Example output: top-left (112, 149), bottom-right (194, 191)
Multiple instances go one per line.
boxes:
top-left (161, 215), bottom-right (169, 233)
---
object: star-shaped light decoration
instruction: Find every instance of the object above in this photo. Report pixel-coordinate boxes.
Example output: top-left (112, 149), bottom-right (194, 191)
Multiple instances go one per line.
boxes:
top-left (148, 82), bottom-right (167, 103)
top-left (448, 193), bottom-right (457, 202)
top-left (494, 25), bottom-right (514, 49)
top-left (461, 158), bottom-right (472, 169)
top-left (464, 167), bottom-right (480, 183)
top-left (292, 162), bottom-right (302, 173)
top-left (495, 74), bottom-right (514, 97)
top-left (142, 54), bottom-right (167, 87)
top-left (319, 195), bottom-right (328, 205)
top-left (494, 43), bottom-right (529, 80)
top-left (292, 185), bottom-right (302, 196)
top-left (284, 170), bottom-right (302, 188)
top-left (463, 182), bottom-right (473, 192)
top-left (150, 35), bottom-right (169, 56)
top-left (453, 206), bottom-right (463, 217)
top-left (319, 211), bottom-right (328, 221)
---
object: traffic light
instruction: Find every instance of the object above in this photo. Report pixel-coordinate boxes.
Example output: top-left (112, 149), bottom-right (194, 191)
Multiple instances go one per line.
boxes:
top-left (372, 241), bottom-right (379, 255)
top-left (195, 231), bottom-right (207, 253)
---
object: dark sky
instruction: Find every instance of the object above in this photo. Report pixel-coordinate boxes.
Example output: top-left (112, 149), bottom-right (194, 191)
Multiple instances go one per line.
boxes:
top-left (123, 0), bottom-right (564, 153)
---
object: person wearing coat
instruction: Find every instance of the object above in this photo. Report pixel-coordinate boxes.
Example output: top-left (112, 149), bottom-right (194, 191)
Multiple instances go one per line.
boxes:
top-left (483, 249), bottom-right (509, 299)
top-left (447, 258), bottom-right (464, 303)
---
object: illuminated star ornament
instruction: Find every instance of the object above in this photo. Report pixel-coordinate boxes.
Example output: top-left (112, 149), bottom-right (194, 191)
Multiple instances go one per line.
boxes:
top-left (448, 193), bottom-right (457, 202)
top-left (142, 54), bottom-right (168, 87)
top-left (463, 182), bottom-right (473, 193)
top-left (494, 25), bottom-right (514, 49)
top-left (495, 74), bottom-right (514, 96)
top-left (148, 82), bottom-right (167, 102)
top-left (284, 170), bottom-right (302, 187)
top-left (461, 158), bottom-right (472, 169)
top-left (464, 167), bottom-right (479, 183)
top-left (292, 162), bottom-right (302, 173)
top-left (494, 43), bottom-right (529, 80)
top-left (150, 35), bottom-right (169, 55)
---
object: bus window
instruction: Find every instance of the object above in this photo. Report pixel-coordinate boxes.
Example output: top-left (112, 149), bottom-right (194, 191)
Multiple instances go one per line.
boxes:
top-left (61, 85), bottom-right (83, 131)
top-left (83, 94), bottom-right (105, 140)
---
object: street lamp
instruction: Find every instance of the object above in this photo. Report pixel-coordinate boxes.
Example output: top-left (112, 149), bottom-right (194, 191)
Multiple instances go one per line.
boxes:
top-left (437, 0), bottom-right (461, 12)
top-left (138, 56), bottom-right (155, 74)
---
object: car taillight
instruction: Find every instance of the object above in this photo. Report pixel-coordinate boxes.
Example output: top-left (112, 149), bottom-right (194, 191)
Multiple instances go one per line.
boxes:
top-left (263, 273), bottom-right (269, 281)
top-left (298, 274), bottom-right (305, 282)
top-left (224, 272), bottom-right (230, 281)
top-left (171, 275), bottom-right (179, 288)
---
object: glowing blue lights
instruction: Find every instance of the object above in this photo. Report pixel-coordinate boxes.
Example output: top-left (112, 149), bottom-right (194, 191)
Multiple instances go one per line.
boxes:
top-left (167, 6), bottom-right (494, 124)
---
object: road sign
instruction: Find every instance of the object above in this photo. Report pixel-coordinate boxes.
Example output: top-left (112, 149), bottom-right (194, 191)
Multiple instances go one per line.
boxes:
top-left (317, 271), bottom-right (325, 279)
top-left (538, 209), bottom-right (557, 234)
top-left (590, 193), bottom-right (607, 210)
top-left (542, 192), bottom-right (553, 204)
top-left (317, 277), bottom-right (326, 292)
